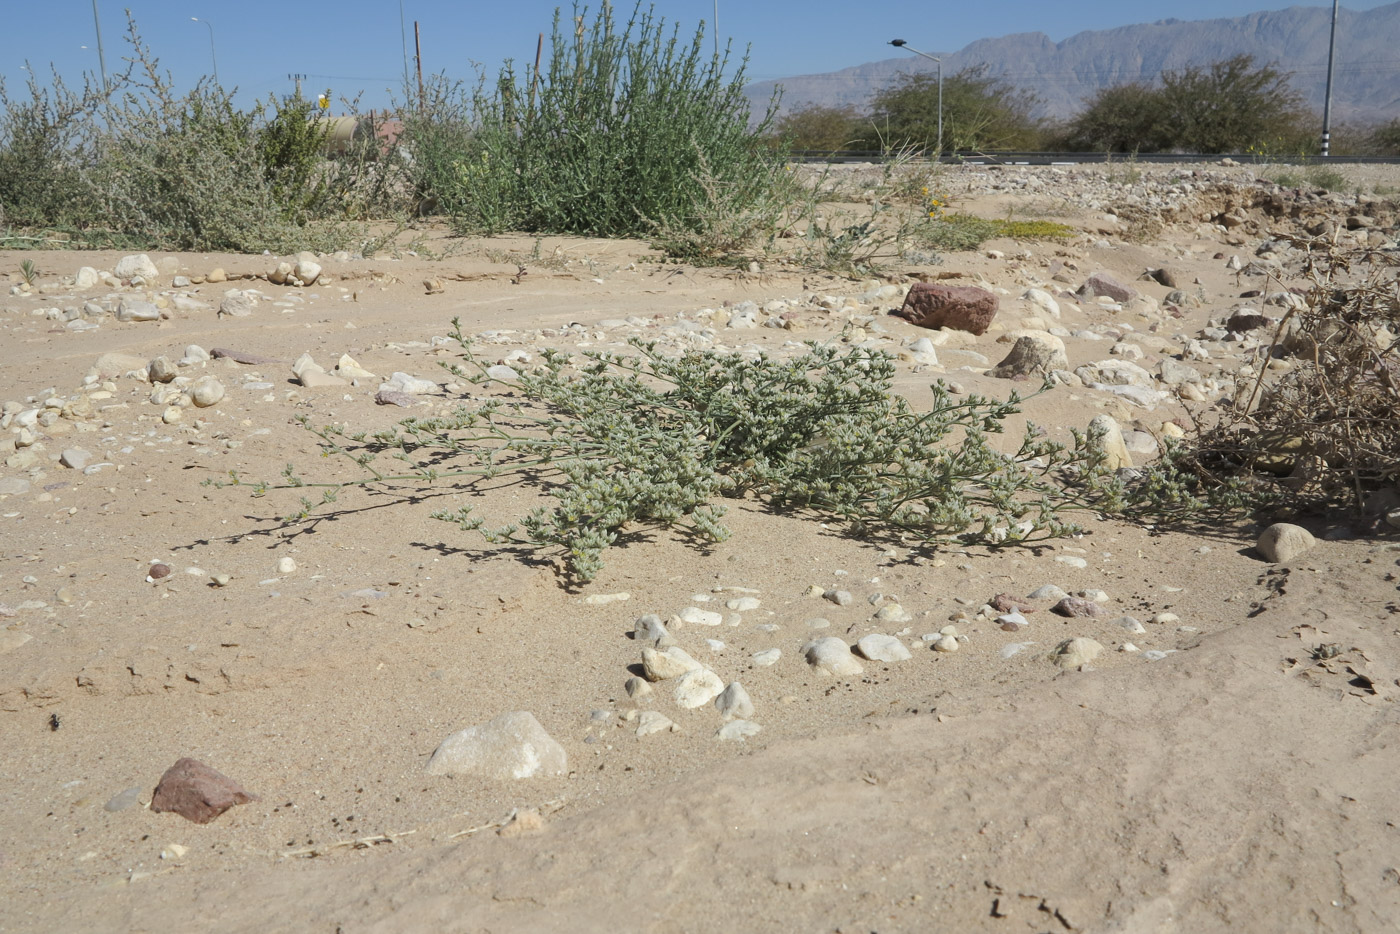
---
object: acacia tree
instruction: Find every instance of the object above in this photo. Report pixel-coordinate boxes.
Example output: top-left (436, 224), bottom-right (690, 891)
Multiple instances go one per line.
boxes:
top-left (774, 103), bottom-right (864, 151)
top-left (1054, 82), bottom-right (1165, 152)
top-left (1158, 54), bottom-right (1309, 153)
top-left (862, 66), bottom-right (1041, 152)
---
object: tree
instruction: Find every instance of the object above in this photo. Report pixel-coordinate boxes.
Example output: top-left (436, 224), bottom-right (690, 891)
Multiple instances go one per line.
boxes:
top-left (862, 66), bottom-right (1041, 152)
top-left (1157, 54), bottom-right (1310, 154)
top-left (1055, 82), bottom-right (1167, 153)
top-left (774, 103), bottom-right (863, 151)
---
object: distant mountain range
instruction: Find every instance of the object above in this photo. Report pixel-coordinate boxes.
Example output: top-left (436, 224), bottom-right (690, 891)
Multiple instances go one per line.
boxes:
top-left (746, 3), bottom-right (1400, 124)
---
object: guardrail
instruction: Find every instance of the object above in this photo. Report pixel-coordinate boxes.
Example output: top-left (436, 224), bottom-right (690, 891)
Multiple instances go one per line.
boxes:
top-left (789, 150), bottom-right (1400, 166)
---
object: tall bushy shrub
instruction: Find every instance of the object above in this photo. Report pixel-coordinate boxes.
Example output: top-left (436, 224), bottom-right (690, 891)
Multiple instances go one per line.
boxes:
top-left (441, 2), bottom-right (784, 238)
top-left (0, 71), bottom-right (103, 230)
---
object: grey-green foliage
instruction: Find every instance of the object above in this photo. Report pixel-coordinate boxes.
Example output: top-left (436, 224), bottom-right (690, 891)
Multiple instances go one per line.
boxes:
top-left (440, 2), bottom-right (786, 241)
top-left (266, 327), bottom-right (1139, 583)
top-left (0, 69), bottom-right (106, 230)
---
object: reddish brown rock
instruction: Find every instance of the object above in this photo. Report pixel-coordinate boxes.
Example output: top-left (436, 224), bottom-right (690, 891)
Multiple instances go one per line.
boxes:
top-left (1077, 272), bottom-right (1138, 304)
top-left (1051, 597), bottom-right (1106, 619)
top-left (896, 284), bottom-right (999, 335)
top-left (991, 593), bottom-right (1035, 614)
top-left (151, 758), bottom-right (257, 824)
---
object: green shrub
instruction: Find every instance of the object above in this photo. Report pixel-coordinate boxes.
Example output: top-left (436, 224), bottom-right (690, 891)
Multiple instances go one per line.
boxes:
top-left (439, 2), bottom-right (786, 241)
top-left (860, 66), bottom-right (1043, 152)
top-left (0, 70), bottom-right (104, 231)
top-left (241, 330), bottom-right (1129, 583)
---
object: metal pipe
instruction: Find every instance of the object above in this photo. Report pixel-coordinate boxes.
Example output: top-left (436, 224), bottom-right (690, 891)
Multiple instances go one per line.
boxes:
top-left (1322, 0), bottom-right (1340, 158)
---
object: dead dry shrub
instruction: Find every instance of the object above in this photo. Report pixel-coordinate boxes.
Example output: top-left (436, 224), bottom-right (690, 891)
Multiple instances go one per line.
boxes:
top-left (1166, 241), bottom-right (1399, 519)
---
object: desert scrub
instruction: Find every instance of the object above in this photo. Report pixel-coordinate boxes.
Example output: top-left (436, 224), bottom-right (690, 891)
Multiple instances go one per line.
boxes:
top-left (232, 325), bottom-right (1140, 583)
top-left (440, 2), bottom-right (786, 244)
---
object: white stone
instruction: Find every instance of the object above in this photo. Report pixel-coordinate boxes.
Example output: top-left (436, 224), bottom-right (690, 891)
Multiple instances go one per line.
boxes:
top-left (190, 377), bottom-right (225, 407)
top-left (715, 681), bottom-right (755, 720)
top-left (873, 604), bottom-right (912, 623)
top-left (725, 596), bottom-right (761, 612)
top-left (716, 720), bottom-right (762, 741)
top-left (74, 267), bottom-right (100, 289)
top-left (674, 668), bottom-right (725, 708)
top-left (750, 647), bottom-right (781, 667)
top-left (1113, 616), bottom-right (1146, 634)
top-left (934, 635), bottom-right (960, 653)
top-left (641, 646), bottom-right (702, 681)
top-left (1053, 637), bottom-right (1104, 669)
top-left (678, 606), bottom-right (723, 626)
top-left (60, 448), bottom-right (92, 470)
top-left (635, 710), bottom-right (677, 737)
top-left (1087, 414), bottom-right (1133, 470)
top-left (114, 254), bottom-right (159, 280)
top-left (383, 372), bottom-right (438, 394)
top-left (295, 260), bottom-right (322, 285)
top-left (485, 365), bottom-right (520, 381)
top-left (425, 711), bottom-right (567, 779)
top-left (218, 290), bottom-right (257, 318)
top-left (277, 556), bottom-right (297, 574)
top-left (1022, 287), bottom-right (1061, 319)
top-left (116, 299), bottom-right (160, 322)
top-left (804, 637), bottom-right (863, 676)
top-left (856, 633), bottom-right (913, 662)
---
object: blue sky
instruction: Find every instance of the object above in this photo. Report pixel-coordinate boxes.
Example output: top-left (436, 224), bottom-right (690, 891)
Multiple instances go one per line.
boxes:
top-left (2, 1), bottom-right (1393, 111)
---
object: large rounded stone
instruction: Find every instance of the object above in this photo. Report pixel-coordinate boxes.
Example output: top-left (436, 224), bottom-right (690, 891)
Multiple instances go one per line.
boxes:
top-left (425, 711), bottom-right (567, 780)
top-left (804, 637), bottom-right (864, 676)
top-left (1256, 523), bottom-right (1316, 563)
top-left (989, 333), bottom-right (1068, 379)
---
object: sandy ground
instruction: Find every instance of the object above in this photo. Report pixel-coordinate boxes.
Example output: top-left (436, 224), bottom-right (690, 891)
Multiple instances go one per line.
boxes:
top-left (2, 161), bottom-right (1398, 933)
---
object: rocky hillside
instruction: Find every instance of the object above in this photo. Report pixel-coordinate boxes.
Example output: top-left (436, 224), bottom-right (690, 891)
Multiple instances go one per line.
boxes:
top-left (748, 2), bottom-right (1400, 124)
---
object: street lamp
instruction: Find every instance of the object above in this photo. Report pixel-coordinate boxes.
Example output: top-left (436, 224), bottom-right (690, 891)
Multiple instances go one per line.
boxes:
top-left (191, 17), bottom-right (218, 86)
top-left (889, 39), bottom-right (942, 155)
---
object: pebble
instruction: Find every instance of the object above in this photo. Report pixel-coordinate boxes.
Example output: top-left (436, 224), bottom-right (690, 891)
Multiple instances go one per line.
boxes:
top-left (583, 592), bottom-right (629, 605)
top-left (635, 710), bottom-right (677, 737)
top-left (1000, 642), bottom-right (1035, 658)
top-left (726, 596), bottom-right (761, 612)
top-left (103, 786), bottom-right (143, 812)
top-left (150, 758), bottom-right (257, 824)
top-left (1151, 612), bottom-right (1179, 625)
top-left (805, 617), bottom-right (832, 630)
top-left (874, 604), bottom-right (912, 623)
top-left (1055, 555), bottom-right (1088, 569)
top-left (678, 606), bottom-right (723, 626)
top-left (210, 574), bottom-right (231, 587)
top-left (632, 614), bottom-right (674, 648)
top-left (1142, 650), bottom-right (1174, 661)
top-left (1052, 637), bottom-right (1105, 669)
top-left (641, 646), bottom-right (702, 681)
top-left (60, 448), bottom-right (92, 470)
top-left (997, 612), bottom-right (1030, 632)
top-left (803, 637), bottom-right (864, 676)
top-left (624, 676), bottom-right (653, 698)
top-left (1026, 584), bottom-right (1069, 602)
top-left (933, 635), bottom-right (960, 653)
top-left (190, 377), bottom-right (225, 407)
top-left (855, 633), bottom-right (913, 662)
top-left (716, 720), bottom-right (762, 741)
top-left (276, 556), bottom-right (297, 575)
top-left (1113, 616), bottom-right (1147, 634)
top-left (1256, 523), bottom-right (1317, 563)
top-left (1051, 597), bottom-right (1105, 618)
top-left (750, 648), bottom-right (781, 667)
top-left (425, 711), bottom-right (567, 779)
top-left (715, 681), bottom-right (755, 720)
top-left (673, 668), bottom-right (725, 708)
top-left (823, 589), bottom-right (853, 607)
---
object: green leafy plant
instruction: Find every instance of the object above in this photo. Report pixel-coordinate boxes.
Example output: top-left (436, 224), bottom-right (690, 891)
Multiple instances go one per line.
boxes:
top-left (440, 2), bottom-right (786, 240)
top-left (17, 259), bottom-right (38, 286)
top-left (232, 324), bottom-right (1140, 584)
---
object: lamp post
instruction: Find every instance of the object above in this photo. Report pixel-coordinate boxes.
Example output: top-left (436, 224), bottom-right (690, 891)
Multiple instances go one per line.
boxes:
top-left (91, 0), bottom-right (109, 92)
top-left (889, 39), bottom-right (942, 155)
top-left (1321, 0), bottom-right (1339, 158)
top-left (191, 17), bottom-right (218, 86)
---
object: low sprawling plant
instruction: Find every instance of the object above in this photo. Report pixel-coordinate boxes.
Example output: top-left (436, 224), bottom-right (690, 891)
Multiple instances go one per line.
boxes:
top-left (225, 323), bottom-right (1156, 583)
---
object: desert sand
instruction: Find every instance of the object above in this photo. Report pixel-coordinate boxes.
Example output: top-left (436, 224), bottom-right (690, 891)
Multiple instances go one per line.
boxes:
top-left (2, 161), bottom-right (1398, 933)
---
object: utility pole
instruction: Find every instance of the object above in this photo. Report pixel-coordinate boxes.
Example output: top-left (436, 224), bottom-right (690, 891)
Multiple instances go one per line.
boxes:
top-left (288, 73), bottom-right (308, 97)
top-left (414, 21), bottom-right (424, 113)
top-left (1321, 0), bottom-right (1340, 158)
top-left (91, 0), bottom-right (109, 91)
